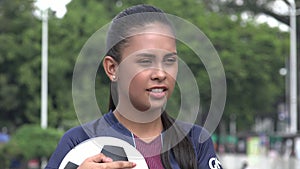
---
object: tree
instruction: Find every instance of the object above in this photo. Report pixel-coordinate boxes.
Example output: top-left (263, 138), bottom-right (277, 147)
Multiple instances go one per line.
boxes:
top-left (0, 0), bottom-right (289, 134)
top-left (0, 0), bottom-right (40, 128)
top-left (0, 125), bottom-right (63, 168)
top-left (202, 0), bottom-right (300, 129)
top-left (185, 10), bottom-right (288, 130)
top-left (202, 0), bottom-right (299, 27)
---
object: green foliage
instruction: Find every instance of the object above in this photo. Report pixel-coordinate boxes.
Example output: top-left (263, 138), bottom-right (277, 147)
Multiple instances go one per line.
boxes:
top-left (0, 0), bottom-right (41, 127)
top-left (0, 0), bottom-right (289, 134)
top-left (200, 13), bottom-right (288, 129)
top-left (0, 125), bottom-right (63, 167)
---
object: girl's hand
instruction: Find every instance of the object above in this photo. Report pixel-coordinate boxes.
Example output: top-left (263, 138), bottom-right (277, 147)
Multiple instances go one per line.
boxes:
top-left (77, 153), bottom-right (136, 169)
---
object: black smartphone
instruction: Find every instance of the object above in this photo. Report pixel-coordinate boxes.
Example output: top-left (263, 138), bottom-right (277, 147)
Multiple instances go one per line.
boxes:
top-left (100, 145), bottom-right (128, 161)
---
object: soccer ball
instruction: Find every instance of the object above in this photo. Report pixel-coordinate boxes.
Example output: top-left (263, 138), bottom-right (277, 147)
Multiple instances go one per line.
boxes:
top-left (59, 136), bottom-right (148, 169)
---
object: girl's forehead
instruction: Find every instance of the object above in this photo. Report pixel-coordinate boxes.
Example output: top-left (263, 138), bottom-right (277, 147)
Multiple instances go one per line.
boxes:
top-left (129, 22), bottom-right (174, 38)
top-left (121, 33), bottom-right (176, 59)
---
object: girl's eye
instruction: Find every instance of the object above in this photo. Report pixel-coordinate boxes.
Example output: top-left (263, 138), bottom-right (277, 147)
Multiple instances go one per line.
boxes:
top-left (137, 59), bottom-right (152, 65)
top-left (164, 57), bottom-right (177, 64)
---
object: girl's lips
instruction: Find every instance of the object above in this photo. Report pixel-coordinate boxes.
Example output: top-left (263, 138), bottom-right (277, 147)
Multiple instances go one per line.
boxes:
top-left (146, 86), bottom-right (168, 92)
top-left (147, 87), bottom-right (168, 99)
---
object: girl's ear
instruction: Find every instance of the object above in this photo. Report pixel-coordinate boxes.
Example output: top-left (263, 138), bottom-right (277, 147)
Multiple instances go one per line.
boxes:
top-left (103, 56), bottom-right (118, 81)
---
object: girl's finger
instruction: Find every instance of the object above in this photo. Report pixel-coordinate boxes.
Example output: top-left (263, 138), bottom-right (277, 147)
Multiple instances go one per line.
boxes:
top-left (86, 153), bottom-right (113, 163)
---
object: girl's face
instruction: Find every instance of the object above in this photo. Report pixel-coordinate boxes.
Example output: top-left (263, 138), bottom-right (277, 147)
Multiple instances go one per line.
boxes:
top-left (117, 24), bottom-right (178, 113)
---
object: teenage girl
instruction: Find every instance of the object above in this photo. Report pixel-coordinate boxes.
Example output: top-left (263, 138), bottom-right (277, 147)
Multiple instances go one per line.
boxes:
top-left (46, 4), bottom-right (222, 169)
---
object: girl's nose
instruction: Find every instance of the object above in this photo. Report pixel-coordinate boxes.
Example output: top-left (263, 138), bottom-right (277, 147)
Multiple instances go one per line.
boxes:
top-left (150, 68), bottom-right (167, 82)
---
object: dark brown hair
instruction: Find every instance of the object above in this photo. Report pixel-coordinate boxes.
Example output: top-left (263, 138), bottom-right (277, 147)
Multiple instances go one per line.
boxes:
top-left (106, 4), bottom-right (197, 169)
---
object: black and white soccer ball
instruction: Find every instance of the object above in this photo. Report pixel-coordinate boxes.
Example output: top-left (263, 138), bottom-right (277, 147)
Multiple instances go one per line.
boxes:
top-left (59, 136), bottom-right (148, 169)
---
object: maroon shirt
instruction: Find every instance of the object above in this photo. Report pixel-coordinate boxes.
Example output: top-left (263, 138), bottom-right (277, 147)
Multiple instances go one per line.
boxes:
top-left (134, 135), bottom-right (164, 169)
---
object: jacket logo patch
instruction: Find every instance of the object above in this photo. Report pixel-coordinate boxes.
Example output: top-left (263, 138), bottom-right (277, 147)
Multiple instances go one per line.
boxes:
top-left (209, 157), bottom-right (221, 169)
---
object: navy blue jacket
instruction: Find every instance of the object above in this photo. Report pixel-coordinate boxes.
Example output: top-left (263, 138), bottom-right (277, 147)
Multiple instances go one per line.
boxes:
top-left (46, 111), bottom-right (222, 169)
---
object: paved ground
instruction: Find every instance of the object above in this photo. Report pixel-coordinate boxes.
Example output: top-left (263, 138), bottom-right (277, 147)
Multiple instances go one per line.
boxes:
top-left (218, 153), bottom-right (300, 169)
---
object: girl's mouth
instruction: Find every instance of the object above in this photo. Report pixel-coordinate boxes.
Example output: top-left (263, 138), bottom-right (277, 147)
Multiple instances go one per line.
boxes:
top-left (146, 87), bottom-right (167, 99)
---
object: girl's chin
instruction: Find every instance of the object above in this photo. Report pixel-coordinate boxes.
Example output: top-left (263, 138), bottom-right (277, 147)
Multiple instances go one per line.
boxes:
top-left (130, 102), bottom-right (166, 113)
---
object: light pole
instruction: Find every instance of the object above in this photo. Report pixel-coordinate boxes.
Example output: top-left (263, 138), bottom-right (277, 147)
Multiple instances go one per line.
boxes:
top-left (289, 0), bottom-right (298, 134)
top-left (35, 0), bottom-right (71, 129)
top-left (34, 1), bottom-right (71, 168)
top-left (41, 6), bottom-right (48, 130)
top-left (34, 0), bottom-right (50, 130)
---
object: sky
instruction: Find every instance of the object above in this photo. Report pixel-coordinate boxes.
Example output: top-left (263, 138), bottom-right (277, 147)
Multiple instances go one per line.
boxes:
top-left (34, 0), bottom-right (291, 31)
top-left (255, 0), bottom-right (290, 31)
top-left (34, 0), bottom-right (72, 19)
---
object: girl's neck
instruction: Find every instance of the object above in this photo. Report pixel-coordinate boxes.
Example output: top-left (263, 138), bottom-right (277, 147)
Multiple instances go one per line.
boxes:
top-left (113, 110), bottom-right (163, 142)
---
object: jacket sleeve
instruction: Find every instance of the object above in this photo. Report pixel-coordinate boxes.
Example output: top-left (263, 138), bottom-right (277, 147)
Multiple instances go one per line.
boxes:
top-left (45, 126), bottom-right (89, 169)
top-left (192, 126), bottom-right (223, 169)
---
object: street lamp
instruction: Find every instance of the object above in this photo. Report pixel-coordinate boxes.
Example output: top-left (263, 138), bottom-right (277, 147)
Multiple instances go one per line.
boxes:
top-left (41, 9), bottom-right (48, 129)
top-left (34, 1), bottom-right (71, 168)
top-left (41, 8), bottom-right (48, 129)
top-left (289, 0), bottom-right (298, 134)
top-left (34, 0), bottom-right (71, 130)
top-left (34, 0), bottom-right (50, 129)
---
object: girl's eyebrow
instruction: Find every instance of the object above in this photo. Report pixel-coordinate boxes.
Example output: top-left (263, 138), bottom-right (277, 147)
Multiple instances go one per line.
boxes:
top-left (136, 53), bottom-right (155, 58)
top-left (135, 52), bottom-right (177, 58)
top-left (164, 52), bottom-right (177, 57)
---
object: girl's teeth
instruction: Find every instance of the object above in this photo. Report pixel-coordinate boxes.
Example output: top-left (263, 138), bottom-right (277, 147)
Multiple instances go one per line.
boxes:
top-left (151, 89), bottom-right (163, 93)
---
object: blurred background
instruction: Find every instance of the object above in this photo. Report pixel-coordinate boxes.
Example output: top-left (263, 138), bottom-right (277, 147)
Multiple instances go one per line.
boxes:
top-left (0, 0), bottom-right (299, 168)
